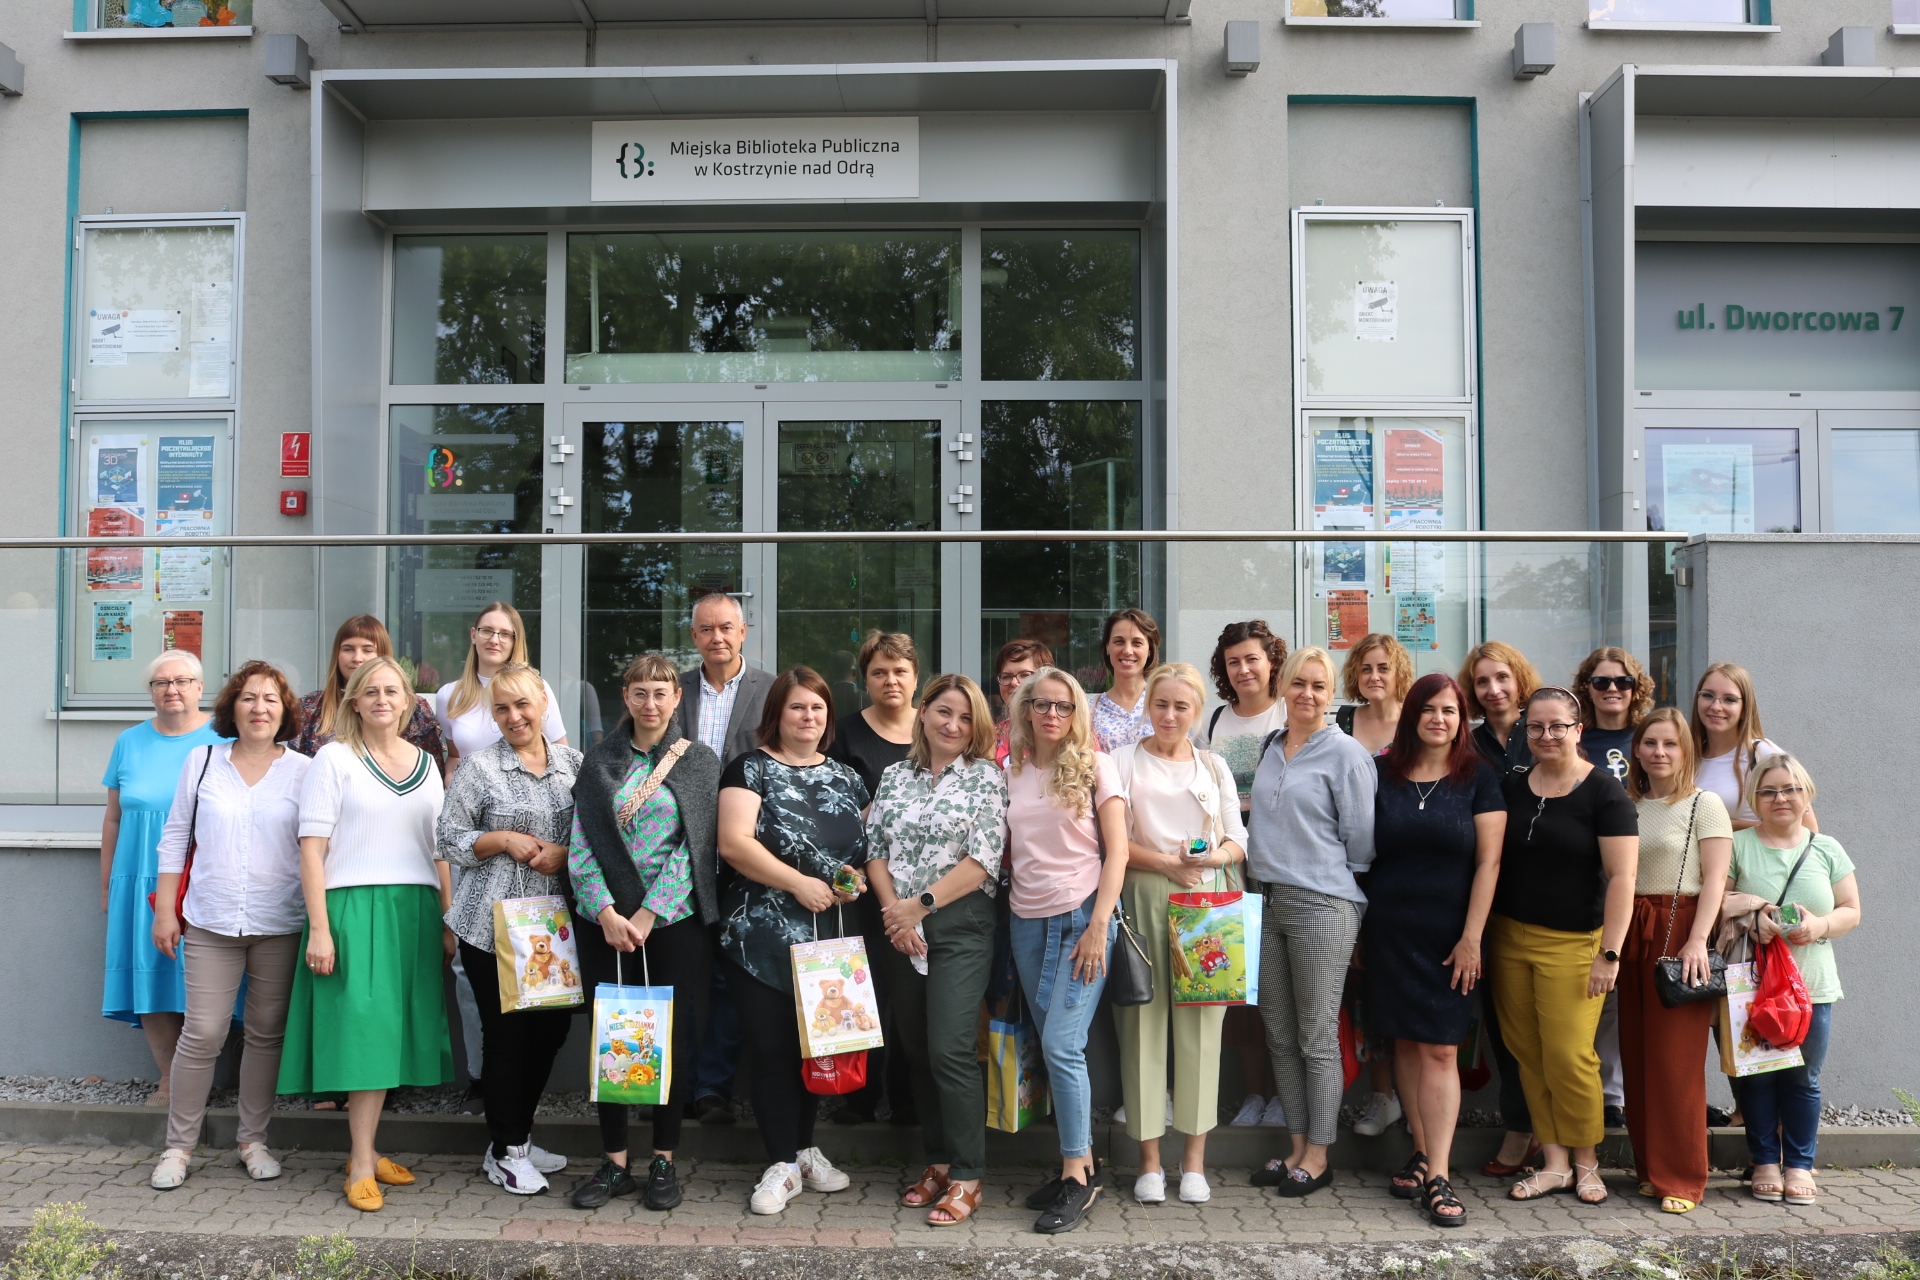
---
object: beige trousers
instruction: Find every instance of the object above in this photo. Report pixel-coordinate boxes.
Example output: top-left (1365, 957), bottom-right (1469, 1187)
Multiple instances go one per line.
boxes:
top-left (1114, 869), bottom-right (1227, 1141)
top-left (166, 925), bottom-right (301, 1151)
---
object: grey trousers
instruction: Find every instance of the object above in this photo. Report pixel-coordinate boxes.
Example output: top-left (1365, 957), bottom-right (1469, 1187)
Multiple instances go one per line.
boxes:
top-left (167, 926), bottom-right (301, 1151)
top-left (1258, 884), bottom-right (1363, 1148)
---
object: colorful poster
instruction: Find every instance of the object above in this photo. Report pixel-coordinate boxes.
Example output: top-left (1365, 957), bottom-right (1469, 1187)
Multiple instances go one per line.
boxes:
top-left (92, 601), bottom-right (133, 661)
top-left (1355, 280), bottom-right (1398, 342)
top-left (158, 546), bottom-right (213, 601)
top-left (157, 436), bottom-right (216, 511)
top-left (1326, 589), bottom-right (1370, 650)
top-left (1383, 428), bottom-right (1445, 507)
top-left (1312, 427), bottom-right (1374, 529)
top-left (162, 610), bottom-right (203, 660)
top-left (91, 435), bottom-right (145, 508)
top-left (1321, 540), bottom-right (1368, 587)
top-left (86, 507), bottom-right (145, 592)
top-left (1394, 591), bottom-right (1439, 651)
top-left (1388, 540), bottom-right (1447, 595)
top-left (1663, 444), bottom-right (1754, 534)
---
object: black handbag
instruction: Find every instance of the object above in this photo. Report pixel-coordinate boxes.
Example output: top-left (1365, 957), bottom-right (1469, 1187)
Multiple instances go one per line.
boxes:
top-left (1653, 793), bottom-right (1729, 1008)
top-left (1107, 904), bottom-right (1154, 1007)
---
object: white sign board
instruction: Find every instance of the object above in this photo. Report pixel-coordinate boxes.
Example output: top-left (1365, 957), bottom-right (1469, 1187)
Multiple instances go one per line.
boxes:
top-left (1355, 281), bottom-right (1398, 342)
top-left (590, 117), bottom-right (919, 203)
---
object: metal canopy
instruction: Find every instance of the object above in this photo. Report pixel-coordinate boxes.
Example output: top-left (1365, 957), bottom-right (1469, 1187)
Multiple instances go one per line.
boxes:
top-left (318, 0), bottom-right (1192, 32)
top-left (1631, 65), bottom-right (1920, 119)
top-left (320, 60), bottom-right (1170, 120)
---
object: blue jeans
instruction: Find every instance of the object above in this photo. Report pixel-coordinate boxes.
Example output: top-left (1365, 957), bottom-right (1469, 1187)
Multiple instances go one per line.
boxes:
top-left (1010, 893), bottom-right (1115, 1160)
top-left (694, 957), bottom-right (742, 1101)
top-left (1739, 1001), bottom-right (1833, 1170)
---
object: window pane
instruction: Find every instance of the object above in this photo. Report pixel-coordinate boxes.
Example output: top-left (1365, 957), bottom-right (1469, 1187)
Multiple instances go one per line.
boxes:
top-left (581, 421), bottom-right (745, 732)
top-left (79, 224), bottom-right (236, 402)
top-left (982, 231), bottom-right (1140, 381)
top-left (776, 420), bottom-right (941, 704)
top-left (566, 231), bottom-right (959, 383)
top-left (391, 236), bottom-right (547, 385)
top-left (1645, 427), bottom-right (1801, 533)
top-left (1291, 0), bottom-right (1455, 15)
top-left (981, 401), bottom-right (1142, 687)
top-left (1301, 218), bottom-right (1466, 399)
top-left (98, 0), bottom-right (252, 29)
top-left (1832, 430), bottom-right (1920, 531)
top-left (1589, 0), bottom-right (1747, 19)
top-left (386, 405), bottom-right (545, 693)
top-left (1899, 0), bottom-right (1920, 23)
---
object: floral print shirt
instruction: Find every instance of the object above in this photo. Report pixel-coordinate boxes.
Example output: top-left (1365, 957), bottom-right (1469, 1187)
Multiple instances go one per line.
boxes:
top-left (294, 689), bottom-right (448, 769)
top-left (566, 750), bottom-right (694, 928)
top-left (866, 755), bottom-right (1009, 901)
top-left (1092, 688), bottom-right (1151, 753)
top-left (435, 737), bottom-right (583, 952)
top-left (718, 750), bottom-right (871, 992)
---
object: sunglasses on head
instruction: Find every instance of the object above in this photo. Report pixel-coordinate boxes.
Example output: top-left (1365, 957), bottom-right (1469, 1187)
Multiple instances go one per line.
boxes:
top-left (1587, 675), bottom-right (1635, 692)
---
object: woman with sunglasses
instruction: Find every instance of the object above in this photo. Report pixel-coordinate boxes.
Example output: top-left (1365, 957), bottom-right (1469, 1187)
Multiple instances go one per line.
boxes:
top-left (1487, 688), bottom-right (1637, 1207)
top-left (1573, 648), bottom-right (1653, 787)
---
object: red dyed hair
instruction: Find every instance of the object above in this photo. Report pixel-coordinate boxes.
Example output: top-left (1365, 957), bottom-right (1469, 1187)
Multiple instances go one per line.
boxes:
top-left (1383, 672), bottom-right (1481, 785)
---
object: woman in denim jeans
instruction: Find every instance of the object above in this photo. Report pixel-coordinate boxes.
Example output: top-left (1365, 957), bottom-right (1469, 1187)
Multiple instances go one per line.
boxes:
top-left (1003, 667), bottom-right (1130, 1235)
top-left (1728, 753), bottom-right (1861, 1207)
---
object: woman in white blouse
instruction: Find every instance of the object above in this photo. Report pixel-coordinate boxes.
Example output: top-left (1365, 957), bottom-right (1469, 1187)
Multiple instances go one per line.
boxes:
top-left (148, 661), bottom-right (312, 1191)
top-left (1110, 662), bottom-right (1248, 1207)
top-left (435, 601), bottom-right (568, 771)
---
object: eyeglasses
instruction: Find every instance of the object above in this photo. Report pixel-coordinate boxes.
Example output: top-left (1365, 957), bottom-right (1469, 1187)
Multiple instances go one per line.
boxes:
top-left (998, 671), bottom-right (1034, 687)
top-left (474, 627), bottom-right (516, 643)
top-left (148, 677), bottom-right (201, 691)
top-left (1697, 691), bottom-right (1742, 707)
top-left (1524, 721), bottom-right (1579, 740)
top-left (1029, 699), bottom-right (1075, 717)
top-left (1587, 675), bottom-right (1635, 692)
top-left (1756, 786), bottom-right (1805, 801)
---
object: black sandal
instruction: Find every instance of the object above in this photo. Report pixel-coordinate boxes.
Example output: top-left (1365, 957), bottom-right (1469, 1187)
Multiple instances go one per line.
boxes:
top-left (1421, 1175), bottom-right (1466, 1227)
top-left (1389, 1150), bottom-right (1428, 1200)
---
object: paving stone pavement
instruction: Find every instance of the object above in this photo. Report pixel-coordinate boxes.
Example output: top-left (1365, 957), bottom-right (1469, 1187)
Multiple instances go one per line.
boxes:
top-left (2, 1143), bottom-right (1916, 1250)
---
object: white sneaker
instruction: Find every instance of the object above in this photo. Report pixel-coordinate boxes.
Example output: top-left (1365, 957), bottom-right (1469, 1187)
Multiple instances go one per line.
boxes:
top-left (1230, 1095), bottom-right (1266, 1127)
top-left (1134, 1171), bottom-right (1166, 1203)
top-left (795, 1146), bottom-right (849, 1192)
top-left (484, 1143), bottom-right (550, 1195)
top-left (525, 1144), bottom-right (568, 1174)
top-left (1352, 1091), bottom-right (1403, 1137)
top-left (1113, 1103), bottom-right (1127, 1125)
top-left (1258, 1097), bottom-right (1288, 1127)
top-left (1179, 1169), bottom-right (1212, 1203)
top-left (750, 1163), bottom-right (801, 1214)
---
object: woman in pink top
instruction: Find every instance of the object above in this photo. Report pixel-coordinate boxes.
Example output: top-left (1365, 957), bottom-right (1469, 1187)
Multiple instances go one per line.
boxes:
top-left (1003, 666), bottom-right (1130, 1236)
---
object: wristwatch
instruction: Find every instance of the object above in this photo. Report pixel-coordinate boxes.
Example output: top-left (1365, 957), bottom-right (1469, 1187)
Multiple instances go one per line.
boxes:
top-left (919, 891), bottom-right (939, 914)
top-left (1601, 948), bottom-right (1620, 963)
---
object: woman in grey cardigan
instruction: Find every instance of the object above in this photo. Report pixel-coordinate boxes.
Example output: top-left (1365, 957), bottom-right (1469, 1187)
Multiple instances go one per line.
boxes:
top-left (566, 653), bottom-right (722, 1214)
top-left (1246, 646), bottom-right (1377, 1199)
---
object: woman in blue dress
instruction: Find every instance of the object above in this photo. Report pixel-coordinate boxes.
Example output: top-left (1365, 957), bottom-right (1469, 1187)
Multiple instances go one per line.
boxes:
top-left (100, 650), bottom-right (227, 1105)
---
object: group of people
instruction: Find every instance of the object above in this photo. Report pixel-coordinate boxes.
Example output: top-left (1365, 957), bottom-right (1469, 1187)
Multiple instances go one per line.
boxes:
top-left (97, 595), bottom-right (1861, 1231)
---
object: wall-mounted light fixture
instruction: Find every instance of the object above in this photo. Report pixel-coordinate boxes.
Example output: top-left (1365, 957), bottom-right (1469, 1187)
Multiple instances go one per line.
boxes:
top-left (1225, 20), bottom-right (1260, 77)
top-left (0, 43), bottom-right (24, 97)
top-left (1512, 23), bottom-right (1555, 80)
top-left (265, 33), bottom-right (311, 89)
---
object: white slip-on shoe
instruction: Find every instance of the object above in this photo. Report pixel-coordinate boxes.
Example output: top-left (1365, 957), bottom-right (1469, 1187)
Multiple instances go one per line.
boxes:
top-left (1259, 1097), bottom-right (1288, 1127)
top-left (236, 1143), bottom-right (281, 1180)
top-left (750, 1163), bottom-right (802, 1214)
top-left (1133, 1171), bottom-right (1166, 1204)
top-left (1352, 1091), bottom-right (1403, 1137)
top-left (1179, 1169), bottom-right (1212, 1203)
top-left (484, 1143), bottom-right (550, 1195)
top-left (1230, 1095), bottom-right (1266, 1127)
top-left (151, 1148), bottom-right (191, 1190)
top-left (796, 1146), bottom-right (850, 1192)
top-left (525, 1144), bottom-right (568, 1174)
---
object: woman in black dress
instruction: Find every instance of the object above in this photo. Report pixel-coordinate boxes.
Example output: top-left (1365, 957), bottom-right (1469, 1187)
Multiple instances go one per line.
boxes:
top-left (1364, 673), bottom-right (1506, 1226)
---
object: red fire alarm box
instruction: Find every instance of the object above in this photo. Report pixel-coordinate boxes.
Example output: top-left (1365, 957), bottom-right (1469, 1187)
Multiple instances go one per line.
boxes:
top-left (281, 432), bottom-right (312, 478)
top-left (280, 490), bottom-right (308, 517)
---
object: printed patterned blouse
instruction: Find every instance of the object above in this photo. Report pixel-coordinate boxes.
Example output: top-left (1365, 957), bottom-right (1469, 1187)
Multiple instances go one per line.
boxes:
top-left (293, 689), bottom-right (448, 769)
top-left (566, 750), bottom-right (695, 928)
top-left (718, 749), bottom-right (871, 992)
top-left (1092, 689), bottom-right (1151, 753)
top-left (435, 737), bottom-right (584, 952)
top-left (866, 755), bottom-right (1009, 901)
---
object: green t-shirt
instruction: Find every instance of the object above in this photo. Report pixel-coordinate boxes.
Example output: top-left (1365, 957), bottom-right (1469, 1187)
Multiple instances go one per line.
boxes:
top-left (1729, 829), bottom-right (1855, 1003)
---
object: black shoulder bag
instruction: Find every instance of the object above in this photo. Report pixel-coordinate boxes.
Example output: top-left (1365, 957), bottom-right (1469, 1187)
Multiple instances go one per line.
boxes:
top-left (1107, 903), bottom-right (1155, 1007)
top-left (1653, 793), bottom-right (1730, 1008)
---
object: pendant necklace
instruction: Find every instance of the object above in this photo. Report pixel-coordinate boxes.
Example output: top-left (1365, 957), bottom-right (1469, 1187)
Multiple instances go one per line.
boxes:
top-left (1413, 777), bottom-right (1442, 810)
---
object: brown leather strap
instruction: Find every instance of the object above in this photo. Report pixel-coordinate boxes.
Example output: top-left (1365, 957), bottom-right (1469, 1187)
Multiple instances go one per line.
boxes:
top-left (616, 738), bottom-right (691, 827)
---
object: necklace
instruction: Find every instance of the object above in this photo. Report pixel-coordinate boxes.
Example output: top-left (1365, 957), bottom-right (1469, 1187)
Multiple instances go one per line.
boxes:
top-left (1412, 777), bottom-right (1442, 810)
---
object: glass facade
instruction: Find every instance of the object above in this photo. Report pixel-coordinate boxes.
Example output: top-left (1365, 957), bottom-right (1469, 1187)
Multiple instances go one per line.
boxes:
top-left (391, 235), bottom-right (547, 385)
top-left (78, 224), bottom-right (237, 403)
top-left (981, 231), bottom-right (1140, 381)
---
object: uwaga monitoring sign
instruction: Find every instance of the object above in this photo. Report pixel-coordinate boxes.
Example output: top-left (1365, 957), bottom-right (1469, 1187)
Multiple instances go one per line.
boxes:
top-left (590, 118), bottom-right (919, 203)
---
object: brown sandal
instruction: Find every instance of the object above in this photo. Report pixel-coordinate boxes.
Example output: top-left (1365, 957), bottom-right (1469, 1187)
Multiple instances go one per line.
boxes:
top-left (902, 1165), bottom-right (951, 1208)
top-left (928, 1180), bottom-right (981, 1226)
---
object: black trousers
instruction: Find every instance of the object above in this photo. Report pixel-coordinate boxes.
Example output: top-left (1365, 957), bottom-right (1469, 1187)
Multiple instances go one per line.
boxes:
top-left (456, 939), bottom-right (575, 1157)
top-left (576, 912), bottom-right (711, 1155)
top-left (723, 956), bottom-right (820, 1166)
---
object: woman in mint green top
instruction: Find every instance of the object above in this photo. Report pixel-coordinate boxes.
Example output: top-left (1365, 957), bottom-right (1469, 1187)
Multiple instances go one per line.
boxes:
top-left (1727, 752), bottom-right (1862, 1208)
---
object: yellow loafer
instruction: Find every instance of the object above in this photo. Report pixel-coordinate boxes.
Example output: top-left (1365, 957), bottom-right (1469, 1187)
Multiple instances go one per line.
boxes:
top-left (345, 1176), bottom-right (384, 1212)
top-left (1661, 1196), bottom-right (1697, 1214)
top-left (343, 1157), bottom-right (415, 1186)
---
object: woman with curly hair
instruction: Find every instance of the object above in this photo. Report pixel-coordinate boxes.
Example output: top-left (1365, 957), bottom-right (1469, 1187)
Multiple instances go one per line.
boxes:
top-left (1196, 620), bottom-right (1288, 818)
top-left (1336, 634), bottom-right (1414, 757)
top-left (1572, 647), bottom-right (1653, 787)
top-left (1005, 666), bottom-right (1130, 1234)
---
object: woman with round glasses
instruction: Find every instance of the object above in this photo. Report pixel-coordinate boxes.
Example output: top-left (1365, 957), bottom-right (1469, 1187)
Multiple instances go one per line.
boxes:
top-left (435, 602), bottom-right (568, 773)
top-left (1690, 663), bottom-right (1808, 832)
top-left (1572, 648), bottom-right (1654, 787)
top-left (1487, 688), bottom-right (1637, 1207)
top-left (1729, 753), bottom-right (1860, 1207)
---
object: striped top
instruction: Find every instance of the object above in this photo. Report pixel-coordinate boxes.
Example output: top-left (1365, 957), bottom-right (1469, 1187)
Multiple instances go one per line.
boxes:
top-left (299, 741), bottom-right (445, 891)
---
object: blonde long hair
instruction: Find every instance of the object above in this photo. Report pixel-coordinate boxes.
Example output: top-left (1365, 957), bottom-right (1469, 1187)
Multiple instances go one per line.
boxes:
top-left (445, 601), bottom-right (532, 720)
top-left (332, 656), bottom-right (416, 754)
top-left (1006, 666), bottom-right (1099, 819)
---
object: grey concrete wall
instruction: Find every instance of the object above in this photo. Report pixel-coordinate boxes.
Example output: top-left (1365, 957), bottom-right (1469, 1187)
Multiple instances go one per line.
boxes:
top-left (1676, 533), bottom-right (1920, 1110)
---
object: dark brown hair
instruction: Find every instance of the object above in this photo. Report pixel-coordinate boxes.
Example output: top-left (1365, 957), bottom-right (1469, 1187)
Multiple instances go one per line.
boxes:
top-left (1573, 645), bottom-right (1655, 729)
top-left (317, 614), bottom-right (394, 737)
top-left (993, 637), bottom-right (1054, 678)
top-left (1099, 607), bottom-right (1162, 682)
top-left (1383, 673), bottom-right (1478, 785)
top-left (756, 666), bottom-right (838, 751)
top-left (857, 629), bottom-right (920, 681)
top-left (1339, 634), bottom-right (1415, 705)
top-left (212, 660), bottom-right (303, 743)
top-left (1209, 619), bottom-right (1287, 704)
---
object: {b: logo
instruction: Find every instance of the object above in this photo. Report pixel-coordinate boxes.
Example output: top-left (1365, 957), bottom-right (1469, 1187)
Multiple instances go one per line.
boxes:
top-left (617, 142), bottom-right (654, 179)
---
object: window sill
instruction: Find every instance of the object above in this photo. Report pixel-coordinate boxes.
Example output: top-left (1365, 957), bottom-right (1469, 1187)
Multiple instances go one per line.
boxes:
top-left (64, 25), bottom-right (253, 39)
top-left (1892, 23), bottom-right (1920, 34)
top-left (1584, 20), bottom-right (1778, 32)
top-left (1284, 16), bottom-right (1481, 27)
top-left (0, 831), bottom-right (101, 850)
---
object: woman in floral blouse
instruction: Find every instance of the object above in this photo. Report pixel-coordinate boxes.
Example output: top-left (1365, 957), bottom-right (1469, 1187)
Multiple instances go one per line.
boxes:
top-left (434, 664), bottom-right (583, 1199)
top-left (865, 673), bottom-right (1009, 1228)
top-left (566, 654), bottom-right (722, 1214)
top-left (294, 615), bottom-right (447, 769)
top-left (717, 666), bottom-right (868, 1217)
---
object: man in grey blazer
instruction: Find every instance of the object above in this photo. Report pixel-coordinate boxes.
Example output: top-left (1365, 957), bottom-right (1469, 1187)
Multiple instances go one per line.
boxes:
top-left (674, 592), bottom-right (776, 768)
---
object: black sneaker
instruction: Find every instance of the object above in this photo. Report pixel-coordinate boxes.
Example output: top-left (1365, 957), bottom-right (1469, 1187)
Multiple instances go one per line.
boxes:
top-left (1604, 1105), bottom-right (1626, 1129)
top-left (1033, 1172), bottom-right (1101, 1234)
top-left (1025, 1157), bottom-right (1101, 1209)
top-left (695, 1095), bottom-right (737, 1127)
top-left (459, 1079), bottom-right (486, 1116)
top-left (570, 1158), bottom-right (637, 1209)
top-left (642, 1155), bottom-right (682, 1211)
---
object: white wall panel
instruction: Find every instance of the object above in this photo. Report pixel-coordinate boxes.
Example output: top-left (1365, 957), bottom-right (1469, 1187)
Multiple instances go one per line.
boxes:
top-left (1637, 117), bottom-right (1920, 209)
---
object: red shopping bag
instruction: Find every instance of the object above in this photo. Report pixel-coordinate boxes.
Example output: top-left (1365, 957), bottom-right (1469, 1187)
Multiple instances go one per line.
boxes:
top-left (802, 1050), bottom-right (869, 1096)
top-left (1747, 938), bottom-right (1813, 1050)
top-left (1339, 1004), bottom-right (1362, 1090)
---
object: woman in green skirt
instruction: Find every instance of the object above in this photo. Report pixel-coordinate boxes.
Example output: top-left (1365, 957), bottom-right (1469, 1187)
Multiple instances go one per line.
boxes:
top-left (279, 655), bottom-right (453, 1212)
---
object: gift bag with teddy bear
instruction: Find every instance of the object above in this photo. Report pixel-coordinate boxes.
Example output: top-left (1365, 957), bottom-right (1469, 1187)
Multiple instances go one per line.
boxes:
top-left (790, 932), bottom-right (885, 1060)
top-left (492, 895), bottom-right (585, 1013)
